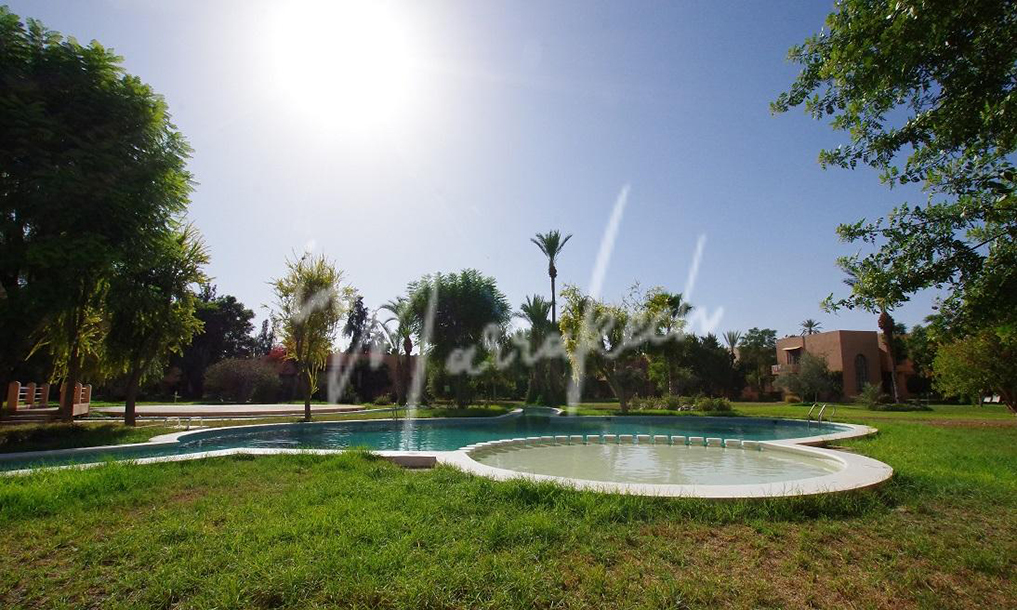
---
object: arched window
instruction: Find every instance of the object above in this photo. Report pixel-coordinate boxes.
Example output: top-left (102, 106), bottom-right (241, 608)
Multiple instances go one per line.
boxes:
top-left (855, 354), bottom-right (869, 391)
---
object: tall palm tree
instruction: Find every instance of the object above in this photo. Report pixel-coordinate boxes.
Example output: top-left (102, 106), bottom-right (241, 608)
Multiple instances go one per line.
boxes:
top-left (531, 230), bottom-right (572, 325)
top-left (800, 319), bottom-right (822, 335)
top-left (380, 297), bottom-right (414, 405)
top-left (723, 330), bottom-right (742, 361)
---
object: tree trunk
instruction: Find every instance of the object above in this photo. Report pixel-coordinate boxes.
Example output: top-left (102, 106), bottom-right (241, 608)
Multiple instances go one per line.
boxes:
top-left (667, 357), bottom-right (675, 396)
top-left (61, 342), bottom-right (81, 423)
top-left (394, 360), bottom-right (406, 406)
top-left (605, 370), bottom-right (627, 413)
top-left (878, 309), bottom-right (899, 403)
top-left (124, 366), bottom-right (142, 427)
top-left (550, 274), bottom-right (557, 325)
top-left (303, 371), bottom-right (312, 422)
top-left (401, 337), bottom-right (413, 406)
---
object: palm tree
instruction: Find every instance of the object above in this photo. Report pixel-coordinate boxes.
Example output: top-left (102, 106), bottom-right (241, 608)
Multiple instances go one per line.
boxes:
top-left (380, 297), bottom-right (414, 405)
top-left (877, 308), bottom-right (900, 403)
top-left (530, 230), bottom-right (572, 325)
top-left (516, 295), bottom-right (552, 404)
top-left (518, 295), bottom-right (552, 338)
top-left (644, 289), bottom-right (694, 396)
top-left (800, 319), bottom-right (822, 335)
top-left (723, 330), bottom-right (742, 362)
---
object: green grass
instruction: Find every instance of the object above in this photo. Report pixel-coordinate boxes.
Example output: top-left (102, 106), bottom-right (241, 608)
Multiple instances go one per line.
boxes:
top-left (564, 400), bottom-right (1014, 423)
top-left (0, 423), bottom-right (178, 454)
top-left (0, 407), bottom-right (1014, 608)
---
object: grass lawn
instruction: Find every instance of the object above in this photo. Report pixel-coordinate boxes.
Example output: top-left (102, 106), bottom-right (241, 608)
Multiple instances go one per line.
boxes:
top-left (0, 406), bottom-right (1014, 608)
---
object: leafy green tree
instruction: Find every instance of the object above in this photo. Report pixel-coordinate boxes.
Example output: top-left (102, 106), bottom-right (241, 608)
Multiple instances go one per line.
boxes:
top-left (774, 352), bottom-right (835, 403)
top-left (271, 254), bottom-right (350, 421)
top-left (934, 330), bottom-right (1016, 414)
top-left (800, 319), bottom-right (822, 335)
top-left (0, 9), bottom-right (195, 419)
top-left (530, 230), bottom-right (572, 324)
top-left (172, 286), bottom-right (256, 398)
top-left (559, 285), bottom-right (648, 412)
top-left (774, 1), bottom-right (1017, 343)
top-left (904, 322), bottom-right (938, 395)
top-left (104, 226), bottom-right (208, 425)
top-left (738, 328), bottom-right (777, 397)
top-left (407, 269), bottom-right (510, 407)
top-left (693, 333), bottom-right (741, 398)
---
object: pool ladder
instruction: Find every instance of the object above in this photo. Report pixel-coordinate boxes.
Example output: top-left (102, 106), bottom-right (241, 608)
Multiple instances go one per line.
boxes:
top-left (807, 403), bottom-right (836, 423)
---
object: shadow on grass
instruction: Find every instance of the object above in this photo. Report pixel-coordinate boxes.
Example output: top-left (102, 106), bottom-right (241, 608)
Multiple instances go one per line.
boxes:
top-left (0, 423), bottom-right (163, 454)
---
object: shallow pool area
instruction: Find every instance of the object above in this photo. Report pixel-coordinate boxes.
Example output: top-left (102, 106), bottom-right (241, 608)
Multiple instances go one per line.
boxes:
top-left (472, 442), bottom-right (840, 486)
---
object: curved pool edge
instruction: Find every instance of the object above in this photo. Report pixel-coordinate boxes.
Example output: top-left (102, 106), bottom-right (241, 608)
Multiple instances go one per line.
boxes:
top-left (0, 414), bottom-right (890, 499)
top-left (445, 433), bottom-right (892, 499)
top-left (145, 406), bottom-right (528, 444)
top-left (0, 408), bottom-right (526, 476)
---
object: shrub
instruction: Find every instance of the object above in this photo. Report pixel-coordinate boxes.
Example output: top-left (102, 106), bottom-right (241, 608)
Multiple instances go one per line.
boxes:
top-left (869, 402), bottom-right (933, 412)
top-left (858, 383), bottom-right (886, 410)
top-left (373, 395), bottom-right (393, 406)
top-left (694, 396), bottom-right (732, 412)
top-left (204, 358), bottom-right (280, 403)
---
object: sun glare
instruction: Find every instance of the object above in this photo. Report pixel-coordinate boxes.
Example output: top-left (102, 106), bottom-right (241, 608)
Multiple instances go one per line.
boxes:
top-left (267, 0), bottom-right (418, 129)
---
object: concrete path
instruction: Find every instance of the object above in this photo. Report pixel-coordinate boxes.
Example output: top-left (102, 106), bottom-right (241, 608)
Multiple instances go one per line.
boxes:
top-left (92, 404), bottom-right (364, 418)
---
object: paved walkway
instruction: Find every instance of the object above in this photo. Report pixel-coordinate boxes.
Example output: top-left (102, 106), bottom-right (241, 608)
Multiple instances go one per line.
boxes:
top-left (92, 404), bottom-right (364, 418)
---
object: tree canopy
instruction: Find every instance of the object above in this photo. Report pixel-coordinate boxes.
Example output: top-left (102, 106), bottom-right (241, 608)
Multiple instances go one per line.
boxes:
top-left (558, 285), bottom-right (648, 412)
top-left (934, 330), bottom-right (1016, 413)
top-left (407, 269), bottom-right (510, 407)
top-left (271, 254), bottom-right (350, 420)
top-left (773, 1), bottom-right (1017, 340)
top-left (104, 226), bottom-right (208, 424)
top-left (738, 328), bottom-right (777, 396)
top-left (774, 352), bottom-right (835, 403)
top-left (171, 286), bottom-right (257, 398)
top-left (1, 8), bottom-right (198, 415)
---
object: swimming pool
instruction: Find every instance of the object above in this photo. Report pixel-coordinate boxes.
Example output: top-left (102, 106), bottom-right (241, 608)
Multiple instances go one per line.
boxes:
top-left (473, 442), bottom-right (840, 486)
top-left (0, 411), bottom-right (852, 472)
top-left (451, 431), bottom-right (892, 498)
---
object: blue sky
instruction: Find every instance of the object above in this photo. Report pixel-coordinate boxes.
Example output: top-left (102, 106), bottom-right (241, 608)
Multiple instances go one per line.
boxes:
top-left (10, 0), bottom-right (940, 339)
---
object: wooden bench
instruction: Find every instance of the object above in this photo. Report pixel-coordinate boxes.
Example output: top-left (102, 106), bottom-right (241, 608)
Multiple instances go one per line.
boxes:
top-left (5, 381), bottom-right (50, 412)
top-left (59, 383), bottom-right (92, 417)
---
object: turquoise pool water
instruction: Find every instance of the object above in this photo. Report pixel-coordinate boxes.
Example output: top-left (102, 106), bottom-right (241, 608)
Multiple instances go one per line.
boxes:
top-left (0, 413), bottom-right (849, 472)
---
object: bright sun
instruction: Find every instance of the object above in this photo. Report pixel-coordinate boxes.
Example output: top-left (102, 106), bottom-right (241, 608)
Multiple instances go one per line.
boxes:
top-left (267, 0), bottom-right (418, 129)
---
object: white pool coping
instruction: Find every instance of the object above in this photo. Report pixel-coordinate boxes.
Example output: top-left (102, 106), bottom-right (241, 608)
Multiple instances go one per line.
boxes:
top-left (0, 413), bottom-right (890, 498)
top-left (447, 434), bottom-right (890, 499)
